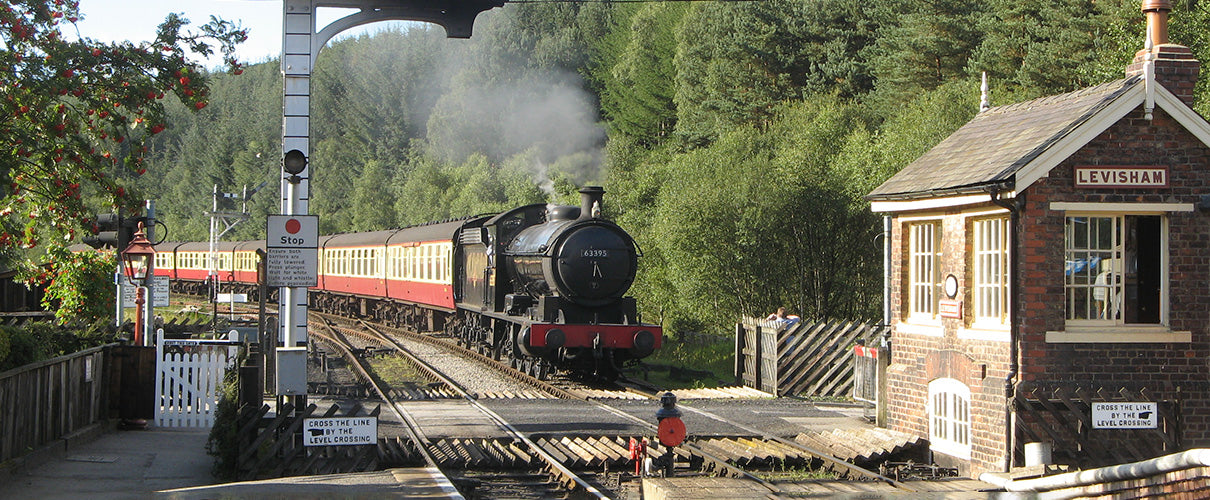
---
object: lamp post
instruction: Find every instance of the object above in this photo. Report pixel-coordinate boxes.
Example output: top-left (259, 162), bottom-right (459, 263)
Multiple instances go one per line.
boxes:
top-left (121, 222), bottom-right (156, 346)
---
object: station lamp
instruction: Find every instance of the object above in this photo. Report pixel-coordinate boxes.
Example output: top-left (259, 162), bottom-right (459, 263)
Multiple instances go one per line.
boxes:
top-left (121, 222), bottom-right (156, 346)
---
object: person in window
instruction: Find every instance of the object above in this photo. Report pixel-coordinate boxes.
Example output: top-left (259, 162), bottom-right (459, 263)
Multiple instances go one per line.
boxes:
top-left (1093, 270), bottom-right (1111, 319)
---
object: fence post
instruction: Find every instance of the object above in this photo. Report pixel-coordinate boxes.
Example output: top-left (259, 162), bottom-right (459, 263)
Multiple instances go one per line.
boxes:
top-left (734, 323), bottom-right (744, 385)
top-left (240, 344), bottom-right (262, 410)
top-left (753, 325), bottom-right (762, 393)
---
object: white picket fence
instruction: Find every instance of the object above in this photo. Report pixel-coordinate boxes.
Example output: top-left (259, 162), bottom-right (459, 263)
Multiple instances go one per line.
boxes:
top-left (154, 330), bottom-right (240, 428)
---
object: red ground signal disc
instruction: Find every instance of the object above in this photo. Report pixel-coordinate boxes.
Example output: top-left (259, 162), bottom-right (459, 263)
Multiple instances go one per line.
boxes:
top-left (658, 417), bottom-right (686, 447)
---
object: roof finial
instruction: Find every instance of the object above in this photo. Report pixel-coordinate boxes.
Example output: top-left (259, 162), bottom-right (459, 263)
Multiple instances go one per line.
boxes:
top-left (1143, 3), bottom-right (1157, 121)
top-left (979, 72), bottom-right (990, 112)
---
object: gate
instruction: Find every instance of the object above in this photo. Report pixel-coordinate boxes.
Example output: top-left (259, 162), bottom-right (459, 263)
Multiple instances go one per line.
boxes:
top-left (155, 330), bottom-right (240, 427)
top-left (735, 318), bottom-right (887, 398)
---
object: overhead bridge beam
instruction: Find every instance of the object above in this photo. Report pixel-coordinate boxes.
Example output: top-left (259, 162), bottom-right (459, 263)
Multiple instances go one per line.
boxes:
top-left (316, 0), bottom-right (506, 40)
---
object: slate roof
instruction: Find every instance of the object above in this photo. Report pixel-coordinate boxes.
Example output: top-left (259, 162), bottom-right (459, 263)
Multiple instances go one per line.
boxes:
top-left (866, 76), bottom-right (1142, 200)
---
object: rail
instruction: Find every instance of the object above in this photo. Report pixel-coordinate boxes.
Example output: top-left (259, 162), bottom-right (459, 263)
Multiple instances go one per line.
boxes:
top-left (309, 321), bottom-right (444, 471)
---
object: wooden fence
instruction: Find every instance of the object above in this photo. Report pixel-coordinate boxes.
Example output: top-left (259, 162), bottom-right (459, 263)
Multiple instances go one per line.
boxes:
top-left (735, 318), bottom-right (887, 398)
top-left (0, 344), bottom-right (114, 463)
top-left (236, 401), bottom-right (381, 480)
top-left (1014, 382), bottom-right (1181, 469)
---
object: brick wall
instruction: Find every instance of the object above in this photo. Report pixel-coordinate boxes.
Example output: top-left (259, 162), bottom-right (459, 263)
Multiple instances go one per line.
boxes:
top-left (886, 209), bottom-right (1012, 477)
top-left (1017, 105), bottom-right (1210, 441)
top-left (885, 104), bottom-right (1210, 477)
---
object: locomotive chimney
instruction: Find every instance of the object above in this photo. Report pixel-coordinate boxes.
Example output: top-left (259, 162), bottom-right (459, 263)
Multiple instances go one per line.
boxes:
top-left (579, 186), bottom-right (605, 220)
top-left (1125, 0), bottom-right (1200, 106)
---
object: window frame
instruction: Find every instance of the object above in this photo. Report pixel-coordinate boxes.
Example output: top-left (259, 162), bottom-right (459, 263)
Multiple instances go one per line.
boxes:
top-left (1047, 202), bottom-right (1191, 344)
top-left (907, 221), bottom-right (942, 323)
top-left (971, 217), bottom-right (1010, 329)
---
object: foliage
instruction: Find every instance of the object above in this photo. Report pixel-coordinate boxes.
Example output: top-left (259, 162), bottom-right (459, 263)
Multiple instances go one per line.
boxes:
top-left (0, 321), bottom-right (115, 371)
top-left (641, 336), bottom-right (734, 389)
top-left (19, 244), bottom-right (115, 324)
top-left (0, 0), bottom-right (247, 252)
top-left (206, 363), bottom-right (241, 480)
top-left (597, 3), bottom-right (685, 147)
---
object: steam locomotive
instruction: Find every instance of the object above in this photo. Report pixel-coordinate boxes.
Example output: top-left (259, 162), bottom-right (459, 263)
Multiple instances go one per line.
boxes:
top-left (153, 186), bottom-right (661, 380)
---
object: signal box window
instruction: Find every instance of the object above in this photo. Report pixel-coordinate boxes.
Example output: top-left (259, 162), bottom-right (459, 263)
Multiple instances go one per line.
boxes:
top-left (1064, 215), bottom-right (1162, 325)
top-left (908, 222), bottom-right (941, 321)
top-left (973, 218), bottom-right (1009, 327)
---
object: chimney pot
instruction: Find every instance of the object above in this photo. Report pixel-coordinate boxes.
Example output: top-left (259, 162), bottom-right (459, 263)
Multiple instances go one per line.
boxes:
top-left (1126, 0), bottom-right (1198, 106)
top-left (1142, 0), bottom-right (1171, 46)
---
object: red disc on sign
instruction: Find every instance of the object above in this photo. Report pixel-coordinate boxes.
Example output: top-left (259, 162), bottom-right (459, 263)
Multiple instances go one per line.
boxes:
top-left (657, 417), bottom-right (686, 447)
top-left (285, 218), bottom-right (301, 234)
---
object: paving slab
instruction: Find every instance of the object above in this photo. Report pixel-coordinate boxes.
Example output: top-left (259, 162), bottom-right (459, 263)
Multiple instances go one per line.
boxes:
top-left (1, 427), bottom-right (214, 500)
top-left (160, 467), bottom-right (461, 499)
top-left (1, 424), bottom-right (464, 500)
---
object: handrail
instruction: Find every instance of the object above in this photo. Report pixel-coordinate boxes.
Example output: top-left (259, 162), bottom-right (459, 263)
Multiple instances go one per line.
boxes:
top-left (980, 449), bottom-right (1210, 497)
top-left (0, 342), bottom-right (119, 380)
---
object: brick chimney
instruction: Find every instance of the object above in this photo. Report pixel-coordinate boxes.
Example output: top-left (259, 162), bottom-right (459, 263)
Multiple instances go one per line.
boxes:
top-left (1125, 0), bottom-right (1200, 106)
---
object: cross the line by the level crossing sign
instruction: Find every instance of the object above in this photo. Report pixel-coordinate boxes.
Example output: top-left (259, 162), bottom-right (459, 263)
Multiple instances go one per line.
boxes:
top-left (303, 416), bottom-right (377, 446)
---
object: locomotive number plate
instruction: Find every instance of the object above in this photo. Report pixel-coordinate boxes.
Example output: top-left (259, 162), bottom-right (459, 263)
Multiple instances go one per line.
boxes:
top-left (582, 249), bottom-right (609, 258)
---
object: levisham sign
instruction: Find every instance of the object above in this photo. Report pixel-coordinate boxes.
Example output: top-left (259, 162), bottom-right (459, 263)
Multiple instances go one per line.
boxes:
top-left (1074, 166), bottom-right (1168, 188)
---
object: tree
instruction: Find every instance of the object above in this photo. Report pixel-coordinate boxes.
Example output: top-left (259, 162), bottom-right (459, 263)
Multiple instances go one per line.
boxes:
top-left (968, 0), bottom-right (1134, 98)
top-left (0, 0), bottom-right (246, 251)
top-left (864, 0), bottom-right (985, 115)
top-left (672, 0), bottom-right (881, 147)
top-left (351, 160), bottom-right (397, 231)
top-left (601, 3), bottom-right (685, 146)
top-left (19, 244), bottom-right (114, 324)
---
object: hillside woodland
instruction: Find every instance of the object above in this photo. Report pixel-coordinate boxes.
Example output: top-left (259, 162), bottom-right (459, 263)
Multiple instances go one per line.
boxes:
top-left (136, 0), bottom-right (1210, 335)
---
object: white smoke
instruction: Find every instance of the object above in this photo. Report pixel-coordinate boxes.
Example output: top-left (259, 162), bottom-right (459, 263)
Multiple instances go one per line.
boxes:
top-left (426, 71), bottom-right (607, 188)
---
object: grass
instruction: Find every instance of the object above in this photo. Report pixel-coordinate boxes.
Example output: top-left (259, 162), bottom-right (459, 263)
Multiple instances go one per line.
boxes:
top-left (366, 355), bottom-right (427, 388)
top-left (758, 465), bottom-right (841, 481)
top-left (630, 336), bottom-right (736, 389)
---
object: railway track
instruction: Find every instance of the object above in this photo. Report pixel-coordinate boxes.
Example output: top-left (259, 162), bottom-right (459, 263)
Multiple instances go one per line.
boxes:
top-left (310, 313), bottom-right (918, 498)
top-left (310, 314), bottom-right (616, 499)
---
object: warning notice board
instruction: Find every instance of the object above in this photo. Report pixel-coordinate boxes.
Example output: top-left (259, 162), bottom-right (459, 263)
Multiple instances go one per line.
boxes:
top-left (303, 416), bottom-right (377, 446)
top-left (266, 215), bottom-right (318, 287)
top-left (1092, 402), bottom-right (1157, 429)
